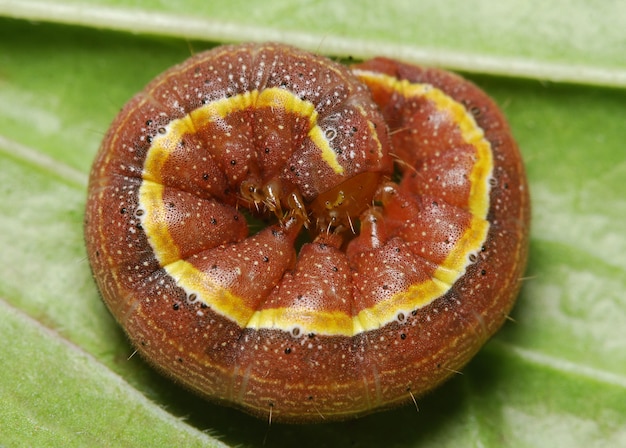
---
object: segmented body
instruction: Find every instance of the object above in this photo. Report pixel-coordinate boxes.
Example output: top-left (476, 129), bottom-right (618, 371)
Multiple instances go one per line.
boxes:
top-left (85, 43), bottom-right (530, 423)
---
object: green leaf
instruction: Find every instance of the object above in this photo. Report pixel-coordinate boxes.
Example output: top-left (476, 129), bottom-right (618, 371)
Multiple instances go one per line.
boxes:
top-left (1, 0), bottom-right (625, 85)
top-left (0, 301), bottom-right (227, 447)
top-left (1, 1), bottom-right (625, 447)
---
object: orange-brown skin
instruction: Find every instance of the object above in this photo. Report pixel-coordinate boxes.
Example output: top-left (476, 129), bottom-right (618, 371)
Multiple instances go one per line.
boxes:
top-left (84, 43), bottom-right (530, 423)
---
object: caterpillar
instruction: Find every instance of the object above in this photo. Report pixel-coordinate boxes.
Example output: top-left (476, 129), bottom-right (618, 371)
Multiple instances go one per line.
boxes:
top-left (84, 42), bottom-right (530, 423)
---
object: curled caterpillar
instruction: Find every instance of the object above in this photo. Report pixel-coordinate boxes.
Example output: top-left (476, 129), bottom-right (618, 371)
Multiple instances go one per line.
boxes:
top-left (85, 42), bottom-right (530, 423)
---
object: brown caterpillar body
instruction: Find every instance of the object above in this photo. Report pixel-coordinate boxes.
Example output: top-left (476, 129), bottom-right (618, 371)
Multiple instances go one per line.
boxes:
top-left (85, 42), bottom-right (530, 423)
